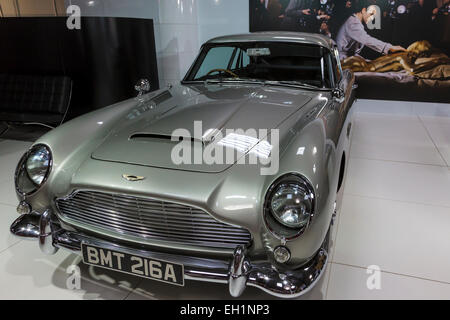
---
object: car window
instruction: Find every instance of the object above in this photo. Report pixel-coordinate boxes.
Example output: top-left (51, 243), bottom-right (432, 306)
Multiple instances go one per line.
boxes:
top-left (230, 49), bottom-right (250, 70)
top-left (186, 42), bottom-right (333, 88)
top-left (322, 55), bottom-right (331, 88)
top-left (332, 48), bottom-right (342, 83)
top-left (195, 46), bottom-right (236, 79)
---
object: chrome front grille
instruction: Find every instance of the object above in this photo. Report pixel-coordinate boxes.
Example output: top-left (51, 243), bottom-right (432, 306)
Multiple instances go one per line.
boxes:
top-left (56, 190), bottom-right (252, 249)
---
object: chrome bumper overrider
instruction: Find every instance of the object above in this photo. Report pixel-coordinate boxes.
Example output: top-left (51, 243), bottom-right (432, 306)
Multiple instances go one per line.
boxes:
top-left (10, 210), bottom-right (329, 298)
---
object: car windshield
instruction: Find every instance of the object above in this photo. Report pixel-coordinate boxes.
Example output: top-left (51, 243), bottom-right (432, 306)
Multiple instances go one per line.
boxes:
top-left (184, 41), bottom-right (332, 88)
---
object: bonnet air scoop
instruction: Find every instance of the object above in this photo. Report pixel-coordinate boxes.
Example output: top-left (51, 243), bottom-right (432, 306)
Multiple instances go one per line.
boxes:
top-left (129, 131), bottom-right (217, 145)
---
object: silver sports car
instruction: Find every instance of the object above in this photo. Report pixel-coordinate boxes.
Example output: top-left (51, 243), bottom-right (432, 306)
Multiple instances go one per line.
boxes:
top-left (10, 32), bottom-right (356, 298)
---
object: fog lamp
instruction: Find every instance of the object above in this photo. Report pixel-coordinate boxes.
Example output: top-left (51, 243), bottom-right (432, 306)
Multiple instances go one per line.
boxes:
top-left (273, 246), bottom-right (291, 264)
top-left (17, 201), bottom-right (31, 215)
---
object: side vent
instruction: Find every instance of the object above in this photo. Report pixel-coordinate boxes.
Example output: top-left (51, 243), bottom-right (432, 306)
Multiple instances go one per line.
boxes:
top-left (153, 91), bottom-right (172, 105)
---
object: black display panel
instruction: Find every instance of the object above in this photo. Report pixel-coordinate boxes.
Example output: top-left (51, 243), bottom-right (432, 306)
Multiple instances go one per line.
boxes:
top-left (0, 17), bottom-right (159, 119)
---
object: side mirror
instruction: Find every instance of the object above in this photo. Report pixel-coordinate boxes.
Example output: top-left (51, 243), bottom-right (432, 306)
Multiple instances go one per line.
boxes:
top-left (135, 78), bottom-right (150, 96)
top-left (332, 88), bottom-right (345, 103)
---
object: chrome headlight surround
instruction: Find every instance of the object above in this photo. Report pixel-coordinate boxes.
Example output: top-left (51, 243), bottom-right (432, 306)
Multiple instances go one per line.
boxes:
top-left (263, 173), bottom-right (315, 240)
top-left (15, 144), bottom-right (52, 197)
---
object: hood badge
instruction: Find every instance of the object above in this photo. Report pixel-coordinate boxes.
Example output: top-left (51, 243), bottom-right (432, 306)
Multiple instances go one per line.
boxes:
top-left (122, 174), bottom-right (145, 182)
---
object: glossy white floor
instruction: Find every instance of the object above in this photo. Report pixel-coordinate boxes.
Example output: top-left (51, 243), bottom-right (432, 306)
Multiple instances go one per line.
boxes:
top-left (0, 99), bottom-right (449, 300)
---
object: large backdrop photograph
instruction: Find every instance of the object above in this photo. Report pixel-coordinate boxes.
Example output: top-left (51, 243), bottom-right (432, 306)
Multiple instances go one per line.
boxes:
top-left (250, 0), bottom-right (450, 102)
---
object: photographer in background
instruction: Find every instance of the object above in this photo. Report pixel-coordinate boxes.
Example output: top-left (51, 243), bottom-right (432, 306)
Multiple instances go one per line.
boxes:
top-left (251, 0), bottom-right (291, 31)
top-left (432, 0), bottom-right (450, 52)
top-left (409, 0), bottom-right (434, 43)
top-left (281, 0), bottom-right (334, 34)
top-left (433, 0), bottom-right (450, 18)
top-left (251, 0), bottom-right (271, 30)
top-left (329, 0), bottom-right (354, 38)
top-left (282, 0), bottom-right (317, 31)
top-left (316, 0), bottom-right (334, 37)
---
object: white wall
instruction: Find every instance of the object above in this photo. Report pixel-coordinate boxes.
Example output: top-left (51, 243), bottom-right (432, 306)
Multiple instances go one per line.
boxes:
top-left (65, 0), bottom-right (249, 88)
top-left (197, 0), bottom-right (249, 46)
top-left (158, 0), bottom-right (199, 87)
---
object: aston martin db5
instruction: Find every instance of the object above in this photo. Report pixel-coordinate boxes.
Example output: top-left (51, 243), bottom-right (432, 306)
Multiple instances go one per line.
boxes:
top-left (10, 32), bottom-right (356, 298)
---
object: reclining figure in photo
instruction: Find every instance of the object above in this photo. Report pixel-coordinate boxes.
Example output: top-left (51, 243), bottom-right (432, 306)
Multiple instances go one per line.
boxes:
top-left (341, 40), bottom-right (450, 77)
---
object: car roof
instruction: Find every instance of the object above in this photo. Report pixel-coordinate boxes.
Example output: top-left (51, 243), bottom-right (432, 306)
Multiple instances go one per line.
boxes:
top-left (205, 32), bottom-right (335, 50)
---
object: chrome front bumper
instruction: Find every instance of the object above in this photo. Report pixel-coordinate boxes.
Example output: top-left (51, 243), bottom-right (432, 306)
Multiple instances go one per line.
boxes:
top-left (10, 210), bottom-right (329, 298)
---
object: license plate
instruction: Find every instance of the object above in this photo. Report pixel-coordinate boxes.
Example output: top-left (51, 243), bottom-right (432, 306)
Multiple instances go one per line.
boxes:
top-left (81, 243), bottom-right (184, 286)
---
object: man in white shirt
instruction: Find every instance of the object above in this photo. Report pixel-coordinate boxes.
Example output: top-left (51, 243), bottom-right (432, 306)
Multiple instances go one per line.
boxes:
top-left (336, 0), bottom-right (405, 59)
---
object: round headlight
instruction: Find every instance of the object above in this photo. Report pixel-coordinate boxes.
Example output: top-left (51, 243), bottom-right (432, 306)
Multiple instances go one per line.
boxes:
top-left (270, 183), bottom-right (313, 228)
top-left (26, 146), bottom-right (51, 185)
top-left (15, 144), bottom-right (52, 195)
top-left (264, 174), bottom-right (315, 239)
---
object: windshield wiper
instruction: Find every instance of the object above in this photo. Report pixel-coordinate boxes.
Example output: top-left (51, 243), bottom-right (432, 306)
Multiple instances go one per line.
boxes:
top-left (204, 77), bottom-right (264, 85)
top-left (263, 80), bottom-right (320, 90)
top-left (202, 78), bottom-right (321, 90)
